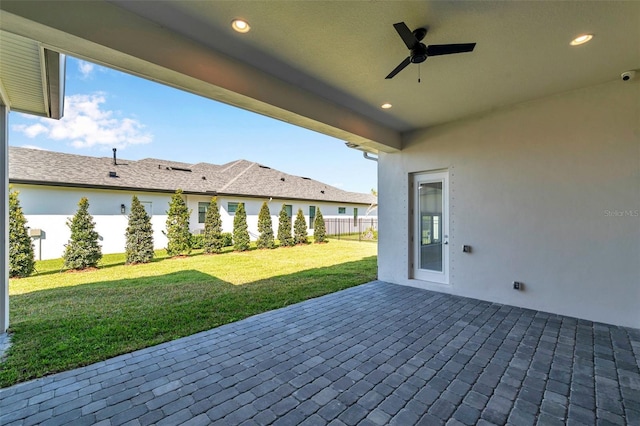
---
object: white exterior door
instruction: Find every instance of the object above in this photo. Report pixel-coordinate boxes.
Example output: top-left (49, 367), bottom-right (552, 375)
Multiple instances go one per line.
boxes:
top-left (413, 171), bottom-right (449, 284)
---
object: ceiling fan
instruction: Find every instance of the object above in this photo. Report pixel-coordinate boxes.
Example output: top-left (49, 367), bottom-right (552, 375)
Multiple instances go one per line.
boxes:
top-left (386, 22), bottom-right (476, 80)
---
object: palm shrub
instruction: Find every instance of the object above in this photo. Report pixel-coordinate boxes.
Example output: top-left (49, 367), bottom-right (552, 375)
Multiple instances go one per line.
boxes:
top-left (203, 197), bottom-right (224, 254)
top-left (125, 195), bottom-right (154, 264)
top-left (9, 187), bottom-right (35, 278)
top-left (164, 189), bottom-right (192, 256)
top-left (256, 201), bottom-right (275, 249)
top-left (63, 197), bottom-right (102, 270)
top-left (233, 202), bottom-right (250, 251)
top-left (294, 208), bottom-right (308, 245)
top-left (313, 206), bottom-right (327, 243)
top-left (277, 204), bottom-right (294, 247)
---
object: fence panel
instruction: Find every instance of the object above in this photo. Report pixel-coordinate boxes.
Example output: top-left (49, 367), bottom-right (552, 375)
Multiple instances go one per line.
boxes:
top-left (324, 218), bottom-right (378, 242)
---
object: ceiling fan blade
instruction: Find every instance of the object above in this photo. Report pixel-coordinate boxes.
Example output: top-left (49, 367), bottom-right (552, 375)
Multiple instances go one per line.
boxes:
top-left (426, 43), bottom-right (476, 56)
top-left (386, 57), bottom-right (412, 79)
top-left (393, 22), bottom-right (419, 50)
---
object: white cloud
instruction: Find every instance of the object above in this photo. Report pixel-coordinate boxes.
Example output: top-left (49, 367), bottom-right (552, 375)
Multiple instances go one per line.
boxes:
top-left (14, 123), bottom-right (48, 138)
top-left (20, 145), bottom-right (48, 151)
top-left (78, 60), bottom-right (95, 78)
top-left (12, 93), bottom-right (153, 150)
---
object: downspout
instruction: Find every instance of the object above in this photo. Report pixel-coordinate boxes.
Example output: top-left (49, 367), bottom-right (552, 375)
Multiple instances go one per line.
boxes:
top-left (362, 152), bottom-right (378, 217)
top-left (363, 152), bottom-right (378, 162)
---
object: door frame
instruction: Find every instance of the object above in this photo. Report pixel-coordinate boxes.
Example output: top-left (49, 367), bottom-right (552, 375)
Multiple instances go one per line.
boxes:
top-left (412, 170), bottom-right (450, 284)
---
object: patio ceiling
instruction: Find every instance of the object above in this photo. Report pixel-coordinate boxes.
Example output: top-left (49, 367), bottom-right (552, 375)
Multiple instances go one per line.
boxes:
top-left (0, 1), bottom-right (638, 152)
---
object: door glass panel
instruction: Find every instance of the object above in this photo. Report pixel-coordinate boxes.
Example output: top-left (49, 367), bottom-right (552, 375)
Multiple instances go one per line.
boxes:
top-left (419, 182), bottom-right (443, 272)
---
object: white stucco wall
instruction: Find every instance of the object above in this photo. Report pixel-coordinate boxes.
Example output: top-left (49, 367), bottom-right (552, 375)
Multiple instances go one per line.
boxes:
top-left (187, 195), bottom-right (375, 239)
top-left (378, 80), bottom-right (640, 328)
top-left (11, 185), bottom-right (376, 260)
top-left (13, 186), bottom-right (171, 260)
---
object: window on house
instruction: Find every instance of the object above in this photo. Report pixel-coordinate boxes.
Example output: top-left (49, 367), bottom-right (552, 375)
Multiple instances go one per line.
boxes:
top-left (309, 206), bottom-right (316, 229)
top-left (228, 202), bottom-right (244, 215)
top-left (338, 207), bottom-right (346, 214)
top-left (353, 207), bottom-right (358, 226)
top-left (284, 204), bottom-right (292, 218)
top-left (198, 202), bottom-right (210, 223)
top-left (140, 201), bottom-right (153, 217)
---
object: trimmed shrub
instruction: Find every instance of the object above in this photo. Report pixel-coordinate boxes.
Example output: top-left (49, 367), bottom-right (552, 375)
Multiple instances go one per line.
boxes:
top-left (190, 234), bottom-right (205, 249)
top-left (313, 207), bottom-right (327, 243)
top-left (125, 195), bottom-right (154, 264)
top-left (362, 226), bottom-right (378, 240)
top-left (233, 203), bottom-right (250, 251)
top-left (294, 208), bottom-right (308, 245)
top-left (221, 233), bottom-right (233, 247)
top-left (277, 204), bottom-right (294, 247)
top-left (63, 197), bottom-right (102, 270)
top-left (256, 201), bottom-right (275, 249)
top-left (164, 189), bottom-right (192, 256)
top-left (203, 197), bottom-right (224, 254)
top-left (9, 187), bottom-right (35, 278)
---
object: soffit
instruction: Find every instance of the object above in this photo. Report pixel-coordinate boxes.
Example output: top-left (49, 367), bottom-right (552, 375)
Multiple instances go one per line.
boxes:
top-left (0, 30), bottom-right (46, 115)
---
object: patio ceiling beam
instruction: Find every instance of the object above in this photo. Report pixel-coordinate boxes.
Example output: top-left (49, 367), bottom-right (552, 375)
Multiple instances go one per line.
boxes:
top-left (0, 1), bottom-right (401, 153)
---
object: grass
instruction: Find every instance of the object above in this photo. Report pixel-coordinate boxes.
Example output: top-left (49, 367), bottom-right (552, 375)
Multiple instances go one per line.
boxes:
top-left (1, 240), bottom-right (377, 388)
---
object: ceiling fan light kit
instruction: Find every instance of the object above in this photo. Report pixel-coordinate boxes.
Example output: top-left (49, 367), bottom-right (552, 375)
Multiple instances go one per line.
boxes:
top-left (386, 22), bottom-right (476, 81)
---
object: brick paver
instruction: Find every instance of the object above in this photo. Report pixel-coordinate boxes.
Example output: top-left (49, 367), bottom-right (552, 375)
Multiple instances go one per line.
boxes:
top-left (1, 281), bottom-right (639, 425)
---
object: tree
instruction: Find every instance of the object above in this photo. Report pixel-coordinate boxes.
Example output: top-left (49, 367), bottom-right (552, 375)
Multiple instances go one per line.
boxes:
top-left (233, 202), bottom-right (250, 251)
top-left (203, 197), bottom-right (224, 254)
top-left (294, 208), bottom-right (308, 245)
top-left (63, 197), bottom-right (102, 270)
top-left (125, 195), bottom-right (154, 264)
top-left (256, 201), bottom-right (275, 249)
top-left (313, 207), bottom-right (327, 243)
top-left (9, 187), bottom-right (35, 278)
top-left (164, 189), bottom-right (191, 256)
top-left (277, 204), bottom-right (294, 247)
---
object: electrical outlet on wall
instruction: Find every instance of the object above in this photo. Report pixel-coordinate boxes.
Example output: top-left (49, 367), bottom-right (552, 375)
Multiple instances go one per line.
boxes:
top-left (513, 281), bottom-right (524, 290)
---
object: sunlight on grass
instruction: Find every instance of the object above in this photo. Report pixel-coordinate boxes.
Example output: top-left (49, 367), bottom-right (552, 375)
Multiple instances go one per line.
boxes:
top-left (2, 240), bottom-right (377, 387)
top-left (11, 242), bottom-right (374, 294)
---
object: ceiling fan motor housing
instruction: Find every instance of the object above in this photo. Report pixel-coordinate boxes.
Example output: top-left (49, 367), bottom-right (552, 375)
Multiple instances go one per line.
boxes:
top-left (411, 44), bottom-right (428, 63)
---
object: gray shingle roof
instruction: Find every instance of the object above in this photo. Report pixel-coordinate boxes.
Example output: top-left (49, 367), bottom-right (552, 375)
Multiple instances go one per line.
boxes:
top-left (8, 147), bottom-right (377, 205)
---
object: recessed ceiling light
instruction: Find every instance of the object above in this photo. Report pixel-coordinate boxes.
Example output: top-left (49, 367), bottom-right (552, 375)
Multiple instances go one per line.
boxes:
top-left (381, 103), bottom-right (392, 109)
top-left (570, 34), bottom-right (593, 46)
top-left (231, 19), bottom-right (251, 33)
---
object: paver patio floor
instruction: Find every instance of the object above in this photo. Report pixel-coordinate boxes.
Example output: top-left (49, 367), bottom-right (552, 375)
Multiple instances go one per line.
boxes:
top-left (1, 281), bottom-right (639, 425)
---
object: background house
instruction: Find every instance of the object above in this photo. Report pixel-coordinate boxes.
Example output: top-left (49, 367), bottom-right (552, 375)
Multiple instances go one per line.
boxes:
top-left (9, 147), bottom-right (377, 260)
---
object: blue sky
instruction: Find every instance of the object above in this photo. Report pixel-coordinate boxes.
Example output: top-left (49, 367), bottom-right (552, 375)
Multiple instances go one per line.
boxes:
top-left (9, 57), bottom-right (377, 194)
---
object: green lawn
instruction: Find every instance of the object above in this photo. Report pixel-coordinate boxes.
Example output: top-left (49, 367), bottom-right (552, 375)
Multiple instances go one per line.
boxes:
top-left (1, 240), bottom-right (377, 388)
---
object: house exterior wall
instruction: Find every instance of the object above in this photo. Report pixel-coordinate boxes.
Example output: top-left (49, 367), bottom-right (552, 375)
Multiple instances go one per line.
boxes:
top-left (378, 80), bottom-right (639, 328)
top-left (12, 185), bottom-right (172, 260)
top-left (12, 185), bottom-right (375, 260)
top-left (187, 195), bottom-right (375, 239)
